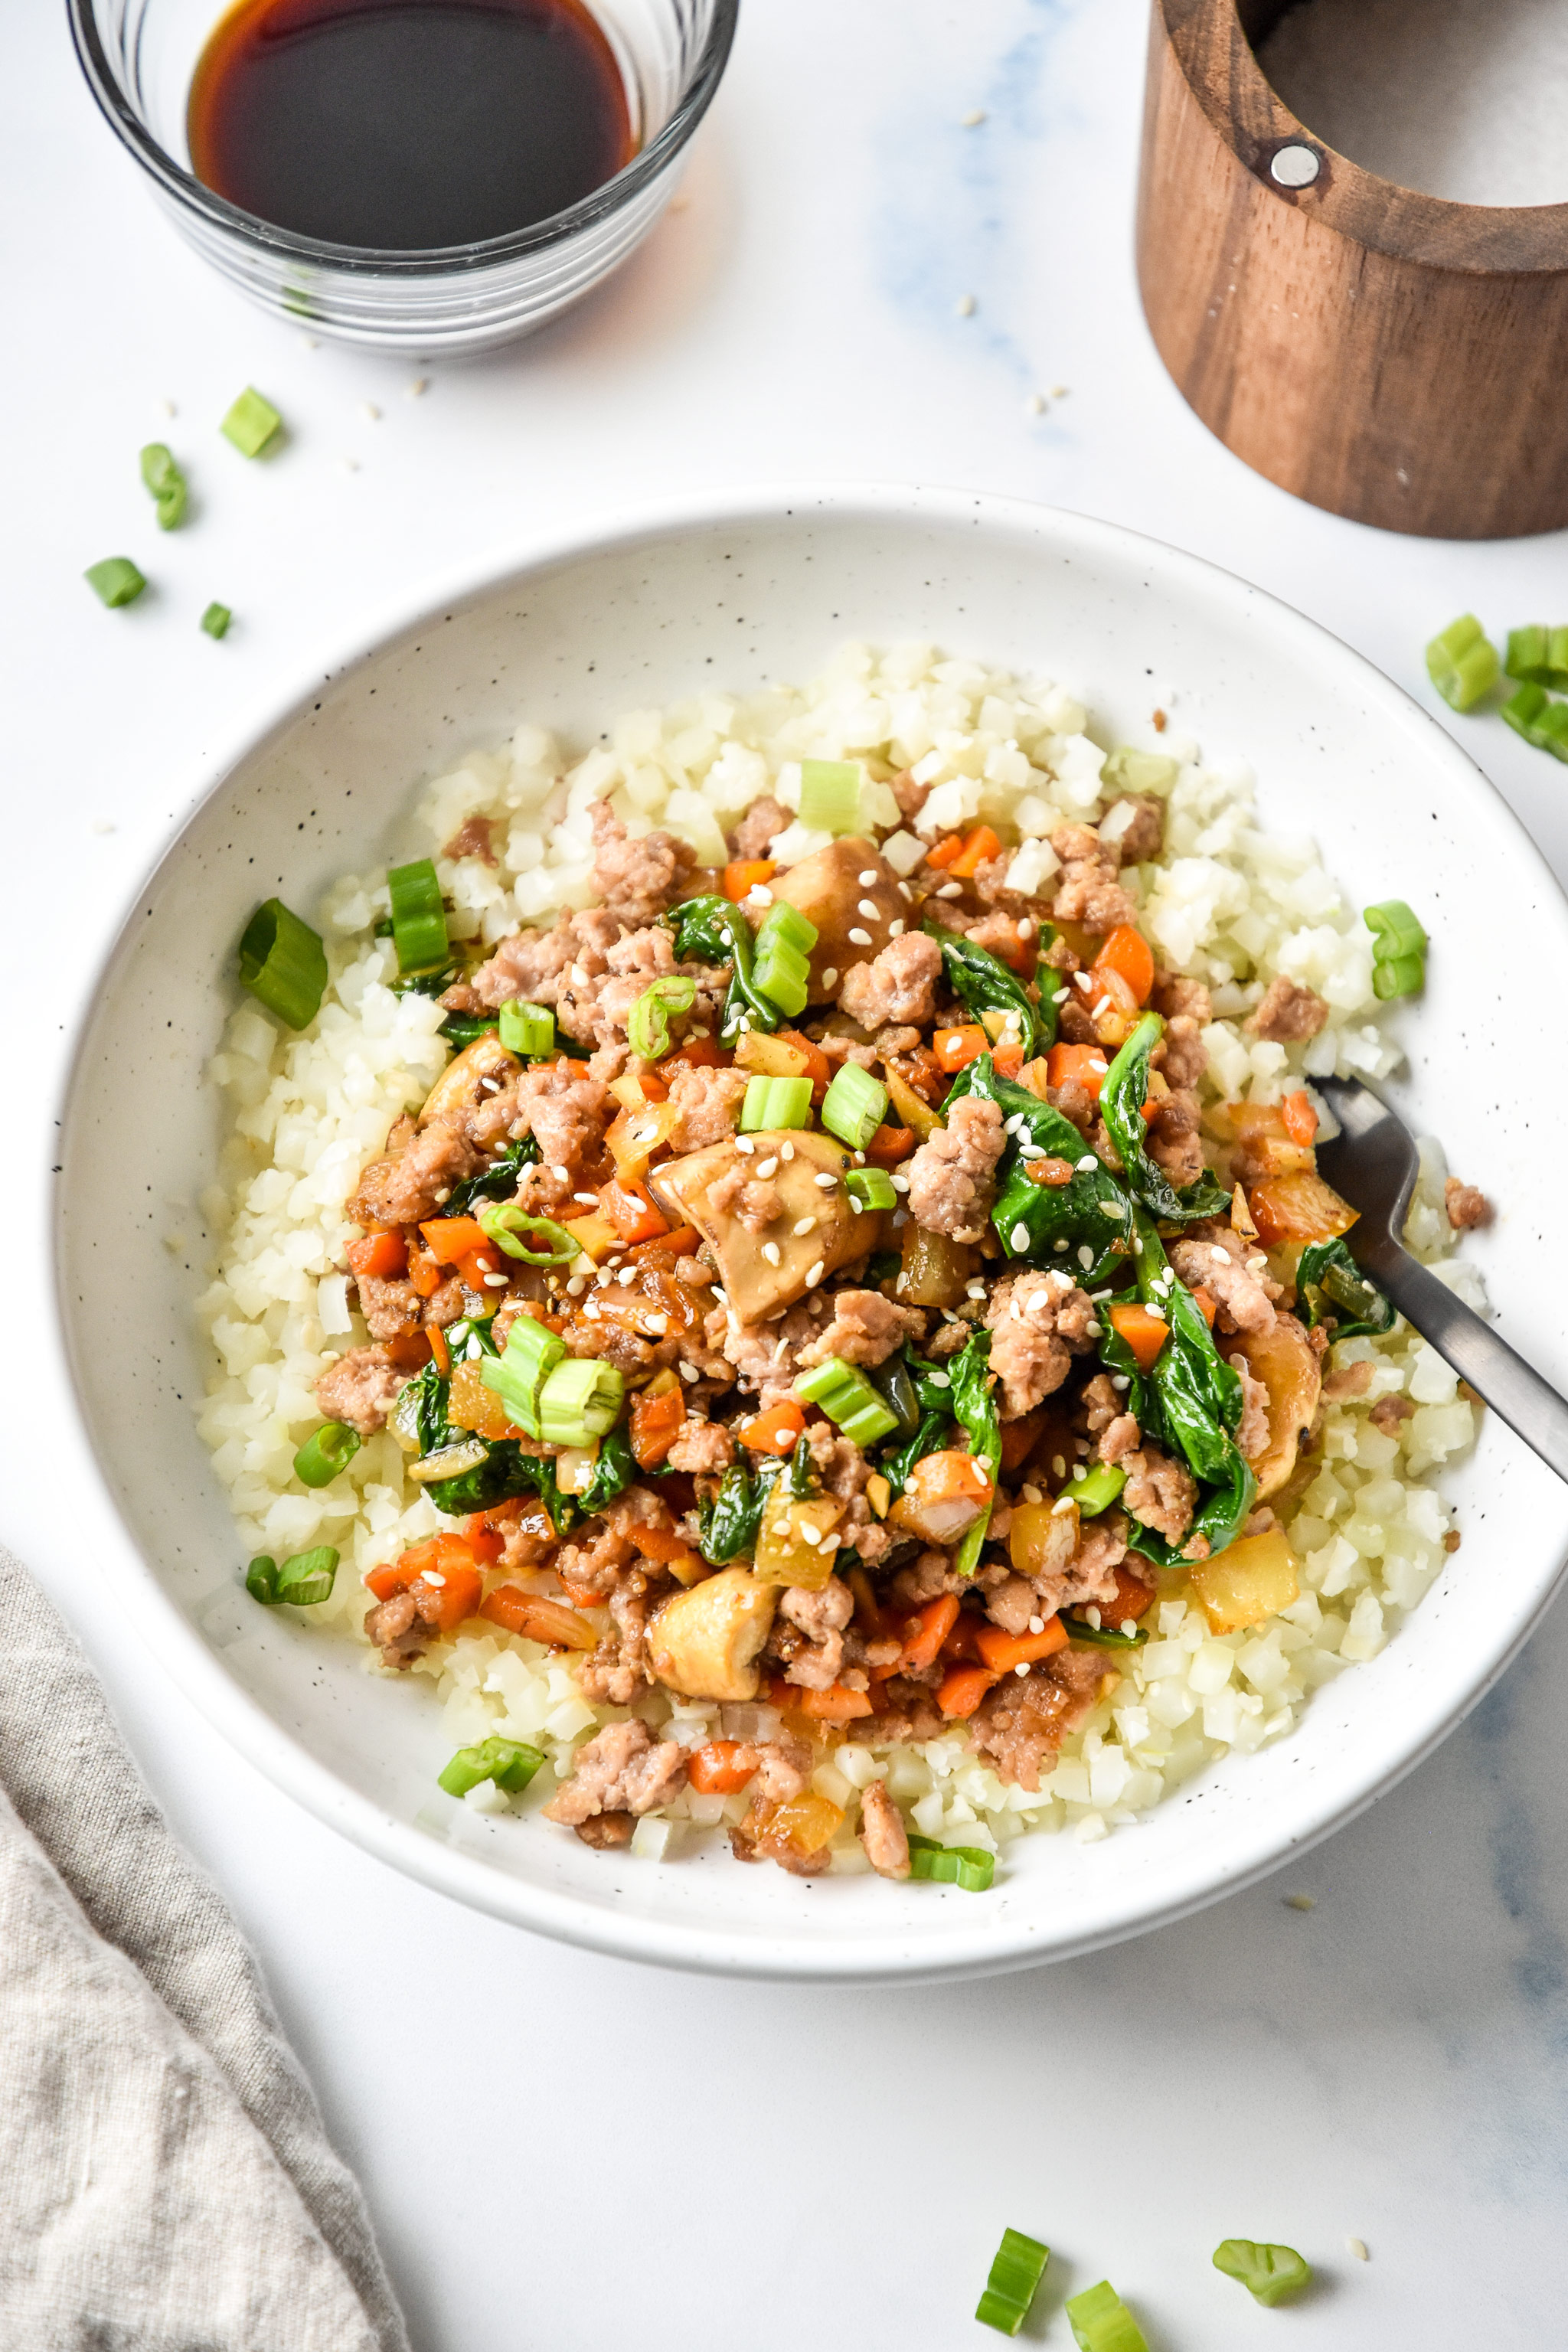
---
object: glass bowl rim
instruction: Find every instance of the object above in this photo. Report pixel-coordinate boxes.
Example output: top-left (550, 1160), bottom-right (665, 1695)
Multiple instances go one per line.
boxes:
top-left (65, 0), bottom-right (740, 276)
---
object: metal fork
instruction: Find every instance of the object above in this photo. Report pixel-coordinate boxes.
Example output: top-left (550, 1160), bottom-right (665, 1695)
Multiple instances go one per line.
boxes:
top-left (1312, 1076), bottom-right (1568, 1483)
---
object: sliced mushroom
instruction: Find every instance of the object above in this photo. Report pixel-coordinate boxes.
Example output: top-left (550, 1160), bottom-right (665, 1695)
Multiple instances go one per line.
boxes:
top-left (648, 1126), bottom-right (863, 1323)
top-left (417, 1031), bottom-right (520, 1129)
top-left (767, 837), bottom-right (909, 1001)
top-left (1227, 1312), bottom-right (1322, 1501)
top-left (646, 1567), bottom-right (779, 1702)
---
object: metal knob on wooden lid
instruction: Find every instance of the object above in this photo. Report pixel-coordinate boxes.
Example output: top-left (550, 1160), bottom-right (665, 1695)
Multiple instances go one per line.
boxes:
top-left (1137, 0), bottom-right (1568, 539)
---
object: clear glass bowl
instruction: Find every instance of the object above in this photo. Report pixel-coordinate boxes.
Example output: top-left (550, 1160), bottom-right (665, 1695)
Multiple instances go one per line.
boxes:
top-left (67, 0), bottom-right (738, 354)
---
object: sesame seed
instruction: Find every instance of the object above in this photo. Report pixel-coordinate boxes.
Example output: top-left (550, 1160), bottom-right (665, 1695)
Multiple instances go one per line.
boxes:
top-left (848, 927), bottom-right (873, 946)
top-left (1119, 1619), bottom-right (1137, 1637)
top-left (849, 1197), bottom-right (863, 1214)
top-left (570, 964), bottom-right (588, 985)
top-left (1022, 1488), bottom-right (1043, 1507)
top-left (928, 1370), bottom-right (951, 1388)
top-left (793, 1217), bottom-right (818, 1236)
top-left (1011, 1223), bottom-right (1031, 1250)
top-left (857, 898), bottom-right (879, 920)
top-left (962, 106), bottom-right (986, 125)
top-left (1014, 1662), bottom-right (1030, 1677)
top-left (799, 1522), bottom-right (822, 1546)
top-left (1017, 920), bottom-right (1034, 940)
top-left (1110, 1375), bottom-right (1129, 1392)
top-left (573, 1191), bottom-right (597, 1205)
top-left (482, 1272), bottom-right (508, 1288)
top-left (854, 1149), bottom-right (866, 1165)
top-left (1073, 971), bottom-right (1093, 991)
top-left (480, 1076), bottom-right (501, 1093)
top-left (1348, 2239), bottom-right (1369, 2262)
top-left (821, 967), bottom-right (839, 990)
top-left (1004, 1115), bottom-right (1023, 1135)
top-left (858, 870), bottom-right (879, 885)
top-left (433, 1188), bottom-right (452, 1205)
top-left (814, 1171), bottom-right (838, 1189)
top-left (736, 1136), bottom-right (755, 1155)
top-left (805, 1260), bottom-right (825, 1287)
top-left (421, 1570), bottom-right (446, 1587)
top-left (965, 1281), bottom-right (986, 1298)
top-left (1076, 1154), bottom-right (1098, 1171)
top-left (746, 884), bottom-right (773, 905)
top-left (1097, 1200), bottom-right (1122, 1217)
top-left (618, 1267), bottom-right (635, 1286)
top-left (779, 1141), bottom-right (795, 1161)
top-left (1284, 1893), bottom-right (1315, 1912)
top-left (1054, 1238), bottom-right (1070, 1253)
top-left (678, 1361), bottom-right (700, 1382)
top-left (755, 1157), bottom-right (778, 1178)
top-left (762, 1243), bottom-right (782, 1266)
top-left (936, 882), bottom-right (962, 900)
top-left (552, 1165), bottom-right (570, 1182)
top-left (408, 377), bottom-right (428, 397)
top-left (891, 1173), bottom-right (910, 1192)
top-left (1050, 1495), bottom-right (1076, 1517)
top-left (956, 293), bottom-right (976, 316)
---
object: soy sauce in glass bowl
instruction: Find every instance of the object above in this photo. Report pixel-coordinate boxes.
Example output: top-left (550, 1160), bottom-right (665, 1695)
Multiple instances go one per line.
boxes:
top-left (67, 0), bottom-right (737, 354)
top-left (188, 0), bottom-right (635, 251)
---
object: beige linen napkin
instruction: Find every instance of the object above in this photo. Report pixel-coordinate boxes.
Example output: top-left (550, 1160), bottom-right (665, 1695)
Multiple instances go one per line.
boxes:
top-left (0, 1546), bottom-right (409, 2352)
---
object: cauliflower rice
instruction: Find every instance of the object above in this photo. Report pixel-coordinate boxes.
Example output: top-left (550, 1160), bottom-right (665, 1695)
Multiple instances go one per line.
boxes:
top-left (194, 641), bottom-right (1484, 1869)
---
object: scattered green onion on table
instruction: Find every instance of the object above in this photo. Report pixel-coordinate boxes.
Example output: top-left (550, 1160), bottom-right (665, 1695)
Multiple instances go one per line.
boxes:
top-left (1424, 613), bottom-right (1498, 711)
top-left (1501, 681), bottom-right (1568, 763)
top-left (1212, 2238), bottom-right (1312, 2305)
top-left (975, 2228), bottom-right (1050, 2337)
top-left (139, 441), bottom-right (188, 529)
top-left (1063, 2278), bottom-right (1148, 2352)
top-left (84, 556), bottom-right (147, 609)
top-left (220, 385), bottom-right (283, 457)
top-left (200, 600), bottom-right (232, 639)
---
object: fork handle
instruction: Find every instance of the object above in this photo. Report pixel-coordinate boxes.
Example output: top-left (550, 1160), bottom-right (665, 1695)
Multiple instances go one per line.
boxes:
top-left (1364, 1246), bottom-right (1568, 1484)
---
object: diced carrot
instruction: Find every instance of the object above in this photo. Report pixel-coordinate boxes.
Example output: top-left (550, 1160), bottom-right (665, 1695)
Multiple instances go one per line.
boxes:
top-left (462, 1508), bottom-right (511, 1565)
top-left (479, 1586), bottom-right (596, 1649)
top-left (864, 1123), bottom-right (916, 1168)
top-left (417, 1560), bottom-right (483, 1632)
top-left (1091, 924), bottom-right (1155, 1008)
top-left (365, 1533), bottom-right (482, 1629)
top-left (949, 824), bottom-right (1002, 879)
top-left (975, 1616), bottom-right (1069, 1673)
top-left (384, 1331), bottom-right (433, 1371)
top-left (934, 1024), bottom-right (990, 1074)
top-left (630, 1384), bottom-right (687, 1469)
top-left (419, 1215), bottom-right (490, 1266)
top-left (629, 1523), bottom-right (706, 1580)
top-left (688, 1740), bottom-right (757, 1794)
top-left (456, 1250), bottom-right (502, 1295)
top-left (1099, 1560), bottom-right (1158, 1627)
top-left (924, 832), bottom-right (966, 871)
top-left (993, 1039), bottom-right (1026, 1080)
top-left (557, 1570), bottom-right (603, 1610)
top-left (777, 1028), bottom-right (832, 1095)
top-left (630, 1224), bottom-right (698, 1263)
top-left (599, 1178), bottom-right (671, 1245)
top-left (1045, 1042), bottom-right (1111, 1101)
top-left (937, 1664), bottom-right (997, 1720)
top-left (901, 1592), bottom-right (961, 1674)
top-left (1281, 1088), bottom-right (1319, 1147)
top-left (741, 1399), bottom-right (807, 1455)
top-left (723, 858), bottom-right (777, 902)
top-left (1108, 1301), bottom-right (1171, 1372)
top-left (937, 1609), bottom-right (985, 1664)
top-left (1189, 1285), bottom-right (1217, 1327)
top-left (346, 1229), bottom-right (407, 1281)
top-left (797, 1684), bottom-right (875, 1723)
top-left (405, 1237), bottom-right (443, 1298)
top-left (427, 1321), bottom-right (451, 1376)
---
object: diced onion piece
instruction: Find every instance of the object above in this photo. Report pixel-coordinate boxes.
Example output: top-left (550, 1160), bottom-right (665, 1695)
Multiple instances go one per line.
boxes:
top-left (407, 1438), bottom-right (491, 1485)
top-left (1188, 1528), bottom-right (1299, 1634)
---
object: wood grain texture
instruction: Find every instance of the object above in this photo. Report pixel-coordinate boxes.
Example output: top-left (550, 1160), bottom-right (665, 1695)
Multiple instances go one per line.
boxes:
top-left (1138, 0), bottom-right (1568, 538)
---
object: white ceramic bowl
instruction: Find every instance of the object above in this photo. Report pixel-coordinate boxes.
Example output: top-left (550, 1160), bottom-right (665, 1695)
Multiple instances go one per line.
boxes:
top-left (55, 485), bottom-right (1568, 1983)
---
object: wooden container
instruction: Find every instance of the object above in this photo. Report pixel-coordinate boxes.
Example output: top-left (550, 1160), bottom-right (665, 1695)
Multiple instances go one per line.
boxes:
top-left (1138, 0), bottom-right (1568, 538)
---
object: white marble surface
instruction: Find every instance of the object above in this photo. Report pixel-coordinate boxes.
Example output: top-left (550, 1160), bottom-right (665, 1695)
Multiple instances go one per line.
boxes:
top-left (6, 1), bottom-right (1568, 2343)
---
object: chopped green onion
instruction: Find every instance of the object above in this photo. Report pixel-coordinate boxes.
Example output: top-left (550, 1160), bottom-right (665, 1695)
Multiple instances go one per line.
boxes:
top-left (200, 600), bottom-right (232, 639)
top-left (477, 1204), bottom-right (579, 1265)
top-left (627, 975), bottom-right (697, 1060)
top-left (498, 998), bottom-right (554, 1057)
top-left (1064, 2280), bottom-right (1148, 2352)
top-left (480, 1315), bottom-right (566, 1438)
top-left (84, 556), bottom-right (147, 609)
top-left (1501, 681), bottom-right (1568, 763)
top-left (906, 1834), bottom-right (995, 1892)
top-left (740, 1074), bottom-right (815, 1132)
top-left (246, 1547), bottom-right (339, 1606)
top-left (822, 1062), bottom-right (888, 1150)
top-left (1212, 2240), bottom-right (1312, 2307)
top-left (1505, 624), bottom-right (1568, 689)
top-left (797, 758), bottom-right (861, 831)
top-left (975, 2228), bottom-right (1050, 2337)
top-left (1067, 1461), bottom-right (1126, 1517)
top-left (1424, 613), bottom-right (1499, 711)
top-left (139, 441), bottom-right (188, 529)
top-left (221, 385), bottom-right (283, 457)
top-left (752, 900), bottom-right (818, 1018)
top-left (794, 1357), bottom-right (900, 1447)
top-left (537, 1356), bottom-right (626, 1446)
top-left (292, 1422), bottom-right (361, 1488)
top-left (238, 897), bottom-right (328, 1031)
top-left (438, 1735), bottom-right (546, 1799)
top-left (844, 1167), bottom-right (897, 1212)
top-left (387, 858), bottom-right (449, 975)
top-left (1364, 899), bottom-right (1427, 1001)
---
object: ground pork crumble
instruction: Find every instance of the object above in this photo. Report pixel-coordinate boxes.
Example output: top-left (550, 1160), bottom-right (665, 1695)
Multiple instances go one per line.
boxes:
top-left (250, 701), bottom-right (1477, 1890)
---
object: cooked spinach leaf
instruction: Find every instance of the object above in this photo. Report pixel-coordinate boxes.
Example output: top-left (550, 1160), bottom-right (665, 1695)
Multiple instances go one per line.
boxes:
top-left (944, 1054), bottom-right (1132, 1282)
top-left (1298, 1237), bottom-right (1395, 1341)
top-left (924, 922), bottom-right (1054, 1060)
top-left (665, 894), bottom-right (779, 1042)
top-left (947, 1328), bottom-right (1002, 1578)
top-left (401, 1351), bottom-right (592, 1528)
top-left (1099, 1011), bottom-right (1229, 1225)
top-left (573, 1426), bottom-right (638, 1516)
top-left (443, 1136), bottom-right (541, 1217)
top-left (697, 1454), bottom-right (786, 1562)
top-left (1119, 1208), bottom-right (1255, 1567)
top-left (439, 1013), bottom-right (499, 1049)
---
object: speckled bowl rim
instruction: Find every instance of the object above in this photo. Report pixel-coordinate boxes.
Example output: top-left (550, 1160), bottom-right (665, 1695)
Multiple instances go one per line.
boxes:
top-left (50, 483), bottom-right (1568, 1982)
